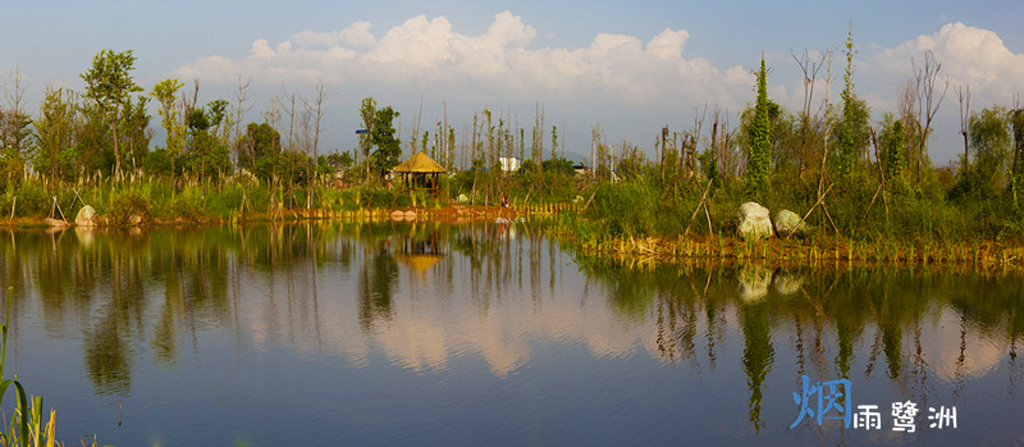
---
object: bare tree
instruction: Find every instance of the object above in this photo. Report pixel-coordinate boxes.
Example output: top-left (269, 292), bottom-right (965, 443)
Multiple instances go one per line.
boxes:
top-left (311, 82), bottom-right (330, 162)
top-left (688, 104), bottom-right (707, 180)
top-left (956, 84), bottom-right (971, 178)
top-left (287, 88), bottom-right (299, 152)
top-left (818, 50), bottom-right (834, 198)
top-left (912, 50), bottom-right (950, 183)
top-left (233, 76), bottom-right (254, 158)
top-left (792, 50), bottom-right (826, 178)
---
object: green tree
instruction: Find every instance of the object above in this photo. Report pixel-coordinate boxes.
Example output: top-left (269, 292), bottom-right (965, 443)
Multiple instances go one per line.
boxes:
top-left (369, 106), bottom-right (401, 180)
top-left (324, 151), bottom-right (355, 178)
top-left (76, 103), bottom-right (115, 175)
top-left (33, 86), bottom-right (80, 182)
top-left (1010, 108), bottom-right (1024, 196)
top-left (835, 24), bottom-right (859, 178)
top-left (151, 78), bottom-right (186, 157)
top-left (184, 101), bottom-right (231, 180)
top-left (745, 55), bottom-right (772, 197)
top-left (80, 49), bottom-right (143, 178)
top-left (117, 95), bottom-right (151, 172)
top-left (238, 122), bottom-right (281, 175)
top-left (0, 111), bottom-right (31, 161)
top-left (879, 114), bottom-right (908, 193)
top-left (359, 97), bottom-right (377, 183)
top-left (967, 106), bottom-right (1011, 197)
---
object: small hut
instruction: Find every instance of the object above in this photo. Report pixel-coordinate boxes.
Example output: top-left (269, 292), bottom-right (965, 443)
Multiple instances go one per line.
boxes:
top-left (393, 152), bottom-right (446, 195)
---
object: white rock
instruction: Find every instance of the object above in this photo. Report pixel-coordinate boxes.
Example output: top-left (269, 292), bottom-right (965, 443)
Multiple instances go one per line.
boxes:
top-left (736, 202), bottom-right (774, 241)
top-left (774, 209), bottom-right (810, 238)
top-left (75, 205), bottom-right (97, 227)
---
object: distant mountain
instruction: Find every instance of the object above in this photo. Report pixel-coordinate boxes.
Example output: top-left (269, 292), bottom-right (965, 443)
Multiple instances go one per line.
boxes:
top-left (559, 150), bottom-right (590, 166)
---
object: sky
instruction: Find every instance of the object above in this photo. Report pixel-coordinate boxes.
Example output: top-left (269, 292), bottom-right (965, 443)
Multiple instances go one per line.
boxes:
top-left (2, 0), bottom-right (1023, 163)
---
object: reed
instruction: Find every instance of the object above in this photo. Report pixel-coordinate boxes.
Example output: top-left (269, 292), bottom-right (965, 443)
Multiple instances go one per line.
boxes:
top-left (0, 287), bottom-right (78, 447)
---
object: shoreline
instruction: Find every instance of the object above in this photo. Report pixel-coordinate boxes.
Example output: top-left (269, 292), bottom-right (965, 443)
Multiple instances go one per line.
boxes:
top-left (557, 231), bottom-right (1024, 272)
top-left (4, 205), bottom-right (1023, 271)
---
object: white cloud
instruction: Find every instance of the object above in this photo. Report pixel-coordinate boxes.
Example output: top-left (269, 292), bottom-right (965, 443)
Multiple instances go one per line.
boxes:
top-left (339, 21), bottom-right (376, 49)
top-left (170, 11), bottom-right (1024, 164)
top-left (864, 22), bottom-right (1024, 107)
top-left (174, 10), bottom-right (748, 109)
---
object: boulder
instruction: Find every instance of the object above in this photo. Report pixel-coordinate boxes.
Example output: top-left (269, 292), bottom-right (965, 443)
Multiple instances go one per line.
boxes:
top-left (75, 205), bottom-right (98, 227)
top-left (736, 202), bottom-right (774, 241)
top-left (457, 194), bottom-right (470, 203)
top-left (773, 209), bottom-right (810, 238)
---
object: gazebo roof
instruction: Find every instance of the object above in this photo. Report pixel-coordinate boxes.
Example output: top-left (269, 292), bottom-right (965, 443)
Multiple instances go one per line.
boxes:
top-left (393, 152), bottom-right (446, 174)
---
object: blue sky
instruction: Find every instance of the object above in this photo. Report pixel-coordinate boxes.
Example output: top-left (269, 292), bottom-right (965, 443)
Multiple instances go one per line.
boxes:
top-left (3, 0), bottom-right (1023, 163)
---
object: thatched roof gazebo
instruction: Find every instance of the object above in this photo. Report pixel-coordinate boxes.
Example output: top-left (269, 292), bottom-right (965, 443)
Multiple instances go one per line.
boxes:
top-left (393, 152), bottom-right (446, 195)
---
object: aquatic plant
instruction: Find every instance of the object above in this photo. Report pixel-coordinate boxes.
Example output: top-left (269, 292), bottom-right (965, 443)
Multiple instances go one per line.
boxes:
top-left (0, 287), bottom-right (71, 447)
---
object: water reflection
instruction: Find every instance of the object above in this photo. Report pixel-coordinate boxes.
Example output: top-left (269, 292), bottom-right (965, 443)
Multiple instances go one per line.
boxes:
top-left (576, 256), bottom-right (1024, 439)
top-left (1, 224), bottom-right (1023, 444)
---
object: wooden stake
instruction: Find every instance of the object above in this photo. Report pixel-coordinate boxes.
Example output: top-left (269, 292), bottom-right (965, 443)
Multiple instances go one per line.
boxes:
top-left (786, 182), bottom-right (833, 241)
top-left (684, 178), bottom-right (713, 236)
top-left (53, 196), bottom-right (68, 222)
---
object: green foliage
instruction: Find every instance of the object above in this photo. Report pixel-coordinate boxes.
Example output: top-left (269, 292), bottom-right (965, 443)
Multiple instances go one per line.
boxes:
top-left (239, 122), bottom-right (281, 172)
top-left (879, 114), bottom-right (909, 194)
top-left (0, 109), bottom-right (32, 158)
top-left (81, 49), bottom-right (142, 112)
top-left (835, 25), bottom-right (858, 179)
top-left (542, 157), bottom-right (574, 176)
top-left (80, 48), bottom-right (144, 175)
top-left (964, 107), bottom-right (1011, 198)
top-left (1011, 108), bottom-right (1024, 210)
top-left (33, 86), bottom-right (79, 182)
top-left (107, 189), bottom-right (152, 225)
top-left (324, 151), bottom-right (354, 173)
top-left (359, 97), bottom-right (377, 181)
top-left (276, 150), bottom-right (315, 185)
top-left (583, 180), bottom-right (659, 238)
top-left (617, 145), bottom-right (647, 181)
top-left (151, 78), bottom-right (186, 156)
top-left (0, 179), bottom-right (48, 217)
top-left (144, 147), bottom-right (175, 177)
top-left (369, 106), bottom-right (401, 180)
top-left (119, 95), bottom-right (152, 169)
top-left (698, 146), bottom-right (719, 183)
top-left (353, 186), bottom-right (409, 209)
top-left (1, 288), bottom-right (39, 447)
top-left (0, 146), bottom-right (24, 193)
top-left (746, 56), bottom-right (772, 198)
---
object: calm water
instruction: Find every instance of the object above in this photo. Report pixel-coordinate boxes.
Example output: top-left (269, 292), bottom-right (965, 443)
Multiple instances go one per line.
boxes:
top-left (0, 223), bottom-right (1022, 446)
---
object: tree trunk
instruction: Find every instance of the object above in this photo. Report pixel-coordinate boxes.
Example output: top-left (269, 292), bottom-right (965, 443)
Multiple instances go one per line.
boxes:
top-left (112, 117), bottom-right (121, 179)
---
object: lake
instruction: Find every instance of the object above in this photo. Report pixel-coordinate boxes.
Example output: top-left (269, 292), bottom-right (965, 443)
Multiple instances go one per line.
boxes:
top-left (1, 222), bottom-right (1022, 446)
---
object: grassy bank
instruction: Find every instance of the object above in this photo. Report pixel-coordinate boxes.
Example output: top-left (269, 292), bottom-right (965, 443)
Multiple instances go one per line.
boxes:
top-left (549, 171), bottom-right (1024, 270)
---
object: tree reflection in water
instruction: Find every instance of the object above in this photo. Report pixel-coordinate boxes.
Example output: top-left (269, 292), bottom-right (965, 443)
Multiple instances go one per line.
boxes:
top-left (0, 224), bottom-right (1022, 441)
top-left (576, 254), bottom-right (1024, 435)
